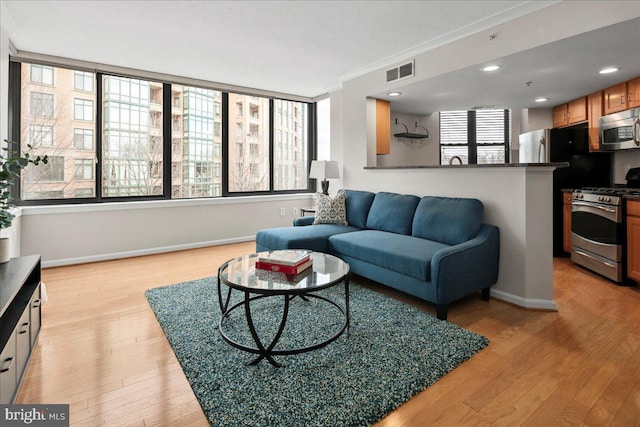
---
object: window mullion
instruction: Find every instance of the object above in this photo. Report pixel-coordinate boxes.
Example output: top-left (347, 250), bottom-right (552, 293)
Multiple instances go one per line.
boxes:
top-left (95, 73), bottom-right (104, 201)
top-left (162, 83), bottom-right (171, 198)
top-left (221, 92), bottom-right (229, 196)
top-left (269, 99), bottom-right (274, 192)
top-left (468, 111), bottom-right (477, 164)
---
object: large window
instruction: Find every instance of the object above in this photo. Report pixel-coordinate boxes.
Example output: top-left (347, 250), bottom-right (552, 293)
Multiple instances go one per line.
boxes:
top-left (102, 76), bottom-right (163, 197)
top-left (228, 94), bottom-right (270, 193)
top-left (274, 100), bottom-right (308, 190)
top-left (440, 110), bottom-right (510, 165)
top-left (20, 64), bottom-right (97, 200)
top-left (12, 61), bottom-right (314, 204)
top-left (172, 85), bottom-right (222, 198)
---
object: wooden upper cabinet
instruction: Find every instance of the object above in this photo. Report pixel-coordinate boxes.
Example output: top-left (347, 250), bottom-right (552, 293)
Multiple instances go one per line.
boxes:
top-left (587, 91), bottom-right (603, 152)
top-left (603, 82), bottom-right (628, 114)
top-left (553, 104), bottom-right (568, 128)
top-left (567, 97), bottom-right (587, 124)
top-left (375, 99), bottom-right (390, 155)
top-left (553, 97), bottom-right (587, 128)
top-left (627, 76), bottom-right (640, 108)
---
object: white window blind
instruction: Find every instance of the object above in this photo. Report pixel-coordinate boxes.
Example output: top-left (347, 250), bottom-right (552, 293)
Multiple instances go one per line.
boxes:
top-left (440, 109), bottom-right (510, 165)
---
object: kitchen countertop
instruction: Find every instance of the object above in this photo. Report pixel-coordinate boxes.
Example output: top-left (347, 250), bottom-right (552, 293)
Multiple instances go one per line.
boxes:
top-left (365, 162), bottom-right (569, 170)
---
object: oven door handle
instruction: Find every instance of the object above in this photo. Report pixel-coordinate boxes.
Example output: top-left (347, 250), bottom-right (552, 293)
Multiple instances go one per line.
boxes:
top-left (573, 249), bottom-right (617, 270)
top-left (571, 201), bottom-right (616, 213)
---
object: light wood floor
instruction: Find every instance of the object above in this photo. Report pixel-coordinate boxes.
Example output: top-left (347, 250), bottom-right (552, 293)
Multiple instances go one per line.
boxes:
top-left (16, 242), bottom-right (640, 426)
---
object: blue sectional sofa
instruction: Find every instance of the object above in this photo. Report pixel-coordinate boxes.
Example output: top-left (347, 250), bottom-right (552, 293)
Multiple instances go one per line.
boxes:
top-left (256, 190), bottom-right (500, 321)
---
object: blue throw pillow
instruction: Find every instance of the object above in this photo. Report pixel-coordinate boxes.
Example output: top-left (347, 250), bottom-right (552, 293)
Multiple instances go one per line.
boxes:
top-left (344, 189), bottom-right (375, 229)
top-left (412, 196), bottom-right (484, 245)
top-left (365, 192), bottom-right (420, 235)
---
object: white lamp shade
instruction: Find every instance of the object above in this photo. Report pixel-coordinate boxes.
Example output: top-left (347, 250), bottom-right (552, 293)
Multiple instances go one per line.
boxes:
top-left (309, 160), bottom-right (340, 180)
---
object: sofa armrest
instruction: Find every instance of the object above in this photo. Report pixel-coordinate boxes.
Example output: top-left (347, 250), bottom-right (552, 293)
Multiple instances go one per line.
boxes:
top-left (430, 224), bottom-right (500, 305)
top-left (293, 216), bottom-right (315, 226)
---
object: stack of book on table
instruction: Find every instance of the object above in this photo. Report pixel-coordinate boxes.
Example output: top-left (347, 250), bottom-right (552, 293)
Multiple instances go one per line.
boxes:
top-left (255, 250), bottom-right (313, 277)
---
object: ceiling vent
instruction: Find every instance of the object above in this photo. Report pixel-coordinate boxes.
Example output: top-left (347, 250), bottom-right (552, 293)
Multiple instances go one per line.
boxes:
top-left (386, 60), bottom-right (414, 83)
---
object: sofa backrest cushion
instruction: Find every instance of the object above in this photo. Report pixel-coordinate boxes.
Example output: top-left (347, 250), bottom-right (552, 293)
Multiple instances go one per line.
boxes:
top-left (344, 189), bottom-right (376, 229)
top-left (365, 192), bottom-right (420, 235)
top-left (412, 196), bottom-right (484, 245)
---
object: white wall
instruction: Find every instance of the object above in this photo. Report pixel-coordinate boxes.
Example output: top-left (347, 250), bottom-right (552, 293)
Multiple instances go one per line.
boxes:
top-left (376, 111), bottom-right (439, 167)
top-left (331, 2), bottom-right (640, 308)
top-left (0, 11), bottom-right (21, 257)
top-left (20, 195), bottom-right (314, 267)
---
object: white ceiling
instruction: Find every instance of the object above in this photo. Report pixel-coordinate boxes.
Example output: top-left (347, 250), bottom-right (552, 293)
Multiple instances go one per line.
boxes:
top-left (2, 1), bottom-right (639, 115)
top-left (2, 0), bottom-right (554, 98)
top-left (380, 16), bottom-right (640, 114)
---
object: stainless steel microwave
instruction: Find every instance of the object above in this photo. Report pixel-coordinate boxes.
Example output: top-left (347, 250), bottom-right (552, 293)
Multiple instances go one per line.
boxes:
top-left (599, 107), bottom-right (640, 150)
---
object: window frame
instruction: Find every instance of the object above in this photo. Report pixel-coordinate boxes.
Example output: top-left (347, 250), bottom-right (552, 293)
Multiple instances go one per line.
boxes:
top-left (9, 60), bottom-right (316, 206)
top-left (439, 109), bottom-right (510, 165)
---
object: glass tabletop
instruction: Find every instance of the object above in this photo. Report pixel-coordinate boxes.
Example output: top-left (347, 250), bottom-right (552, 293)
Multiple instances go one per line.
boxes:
top-left (219, 251), bottom-right (349, 293)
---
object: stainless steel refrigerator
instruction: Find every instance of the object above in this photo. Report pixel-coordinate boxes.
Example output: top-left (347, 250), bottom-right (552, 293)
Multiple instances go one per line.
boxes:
top-left (519, 129), bottom-right (550, 163)
top-left (518, 124), bottom-right (611, 256)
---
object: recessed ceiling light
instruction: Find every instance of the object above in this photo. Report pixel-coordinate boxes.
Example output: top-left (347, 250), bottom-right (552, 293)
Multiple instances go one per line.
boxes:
top-left (387, 92), bottom-right (401, 97)
top-left (599, 67), bottom-right (619, 74)
top-left (482, 65), bottom-right (501, 72)
top-left (534, 97), bottom-right (549, 103)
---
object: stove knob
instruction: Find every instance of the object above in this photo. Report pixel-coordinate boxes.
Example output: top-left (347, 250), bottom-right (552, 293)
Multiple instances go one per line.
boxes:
top-left (598, 196), bottom-right (603, 201)
top-left (606, 197), bottom-right (610, 202)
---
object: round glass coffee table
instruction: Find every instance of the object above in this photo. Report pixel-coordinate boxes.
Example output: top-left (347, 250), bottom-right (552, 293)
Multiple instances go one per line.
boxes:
top-left (217, 251), bottom-right (350, 367)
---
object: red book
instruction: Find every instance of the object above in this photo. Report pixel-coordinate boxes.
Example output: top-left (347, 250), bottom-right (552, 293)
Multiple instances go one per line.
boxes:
top-left (255, 258), bottom-right (313, 275)
top-left (257, 250), bottom-right (310, 267)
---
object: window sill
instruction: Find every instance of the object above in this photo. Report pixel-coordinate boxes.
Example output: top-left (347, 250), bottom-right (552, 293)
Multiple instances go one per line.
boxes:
top-left (18, 193), bottom-right (315, 216)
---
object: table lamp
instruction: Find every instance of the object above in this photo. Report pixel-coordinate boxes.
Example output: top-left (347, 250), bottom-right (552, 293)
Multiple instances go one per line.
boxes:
top-left (309, 160), bottom-right (340, 195)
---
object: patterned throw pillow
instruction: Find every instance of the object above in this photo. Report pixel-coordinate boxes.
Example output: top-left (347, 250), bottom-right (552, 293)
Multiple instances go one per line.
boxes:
top-left (313, 190), bottom-right (348, 225)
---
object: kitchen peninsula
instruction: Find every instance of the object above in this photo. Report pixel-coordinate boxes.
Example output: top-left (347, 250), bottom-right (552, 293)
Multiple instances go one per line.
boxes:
top-left (354, 162), bottom-right (568, 313)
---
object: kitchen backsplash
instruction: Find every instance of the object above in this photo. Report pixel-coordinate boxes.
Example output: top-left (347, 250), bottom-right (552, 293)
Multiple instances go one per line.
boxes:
top-left (612, 150), bottom-right (640, 184)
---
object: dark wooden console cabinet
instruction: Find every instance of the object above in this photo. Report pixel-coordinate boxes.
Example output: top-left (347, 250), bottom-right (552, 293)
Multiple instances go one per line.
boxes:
top-left (0, 255), bottom-right (42, 404)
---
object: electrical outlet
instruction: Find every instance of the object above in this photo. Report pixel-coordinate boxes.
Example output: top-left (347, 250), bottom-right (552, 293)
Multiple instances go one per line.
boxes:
top-left (293, 207), bottom-right (299, 216)
top-left (280, 208), bottom-right (285, 216)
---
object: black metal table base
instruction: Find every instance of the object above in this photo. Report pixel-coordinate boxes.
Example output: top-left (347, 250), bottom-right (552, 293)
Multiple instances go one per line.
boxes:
top-left (217, 277), bottom-right (350, 367)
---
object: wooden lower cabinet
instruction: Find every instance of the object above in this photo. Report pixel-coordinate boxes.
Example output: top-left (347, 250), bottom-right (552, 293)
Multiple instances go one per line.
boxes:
top-left (563, 192), bottom-right (572, 254)
top-left (627, 200), bottom-right (640, 282)
top-left (0, 256), bottom-right (41, 404)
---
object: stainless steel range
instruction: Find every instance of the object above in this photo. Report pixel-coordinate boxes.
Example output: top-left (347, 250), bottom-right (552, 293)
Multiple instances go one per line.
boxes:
top-left (571, 186), bottom-right (640, 283)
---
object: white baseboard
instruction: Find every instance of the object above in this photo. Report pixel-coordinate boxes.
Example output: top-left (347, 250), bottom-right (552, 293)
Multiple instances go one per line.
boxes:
top-left (490, 288), bottom-right (558, 311)
top-left (41, 236), bottom-right (256, 268)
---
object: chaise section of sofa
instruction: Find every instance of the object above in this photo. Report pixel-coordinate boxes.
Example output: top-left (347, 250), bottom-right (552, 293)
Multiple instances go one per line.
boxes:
top-left (255, 189), bottom-right (500, 321)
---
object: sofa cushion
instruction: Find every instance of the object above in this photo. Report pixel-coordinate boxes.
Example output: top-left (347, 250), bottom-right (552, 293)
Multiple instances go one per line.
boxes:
top-left (412, 196), bottom-right (484, 245)
top-left (344, 189), bottom-right (375, 229)
top-left (365, 192), bottom-right (420, 235)
top-left (313, 190), bottom-right (347, 225)
top-left (256, 224), bottom-right (360, 253)
top-left (329, 230), bottom-right (449, 281)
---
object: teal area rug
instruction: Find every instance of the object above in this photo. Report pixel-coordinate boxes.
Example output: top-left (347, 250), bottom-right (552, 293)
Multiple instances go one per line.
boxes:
top-left (145, 277), bottom-right (489, 426)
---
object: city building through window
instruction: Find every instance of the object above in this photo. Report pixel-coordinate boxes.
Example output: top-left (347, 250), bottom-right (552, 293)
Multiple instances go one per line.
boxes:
top-left (13, 61), bottom-right (314, 203)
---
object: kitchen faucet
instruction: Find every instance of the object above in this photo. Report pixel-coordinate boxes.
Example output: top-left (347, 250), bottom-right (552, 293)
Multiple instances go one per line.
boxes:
top-left (449, 156), bottom-right (463, 165)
